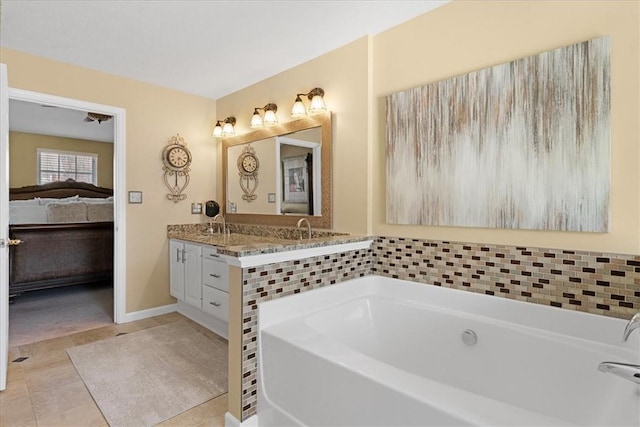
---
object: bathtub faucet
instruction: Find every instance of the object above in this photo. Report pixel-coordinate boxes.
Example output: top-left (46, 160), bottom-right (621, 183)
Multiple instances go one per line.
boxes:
top-left (597, 362), bottom-right (640, 384)
top-left (622, 312), bottom-right (640, 341)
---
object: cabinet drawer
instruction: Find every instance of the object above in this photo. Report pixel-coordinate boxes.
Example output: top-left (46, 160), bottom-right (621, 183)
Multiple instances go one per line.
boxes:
top-left (202, 246), bottom-right (220, 259)
top-left (202, 286), bottom-right (228, 321)
top-left (202, 258), bottom-right (228, 292)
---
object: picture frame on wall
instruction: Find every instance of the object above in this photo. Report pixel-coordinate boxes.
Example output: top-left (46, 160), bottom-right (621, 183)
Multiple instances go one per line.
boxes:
top-left (282, 156), bottom-right (308, 203)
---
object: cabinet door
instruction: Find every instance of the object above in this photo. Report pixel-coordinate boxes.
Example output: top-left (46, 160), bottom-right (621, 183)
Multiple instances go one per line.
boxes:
top-left (169, 240), bottom-right (185, 300)
top-left (184, 242), bottom-right (202, 308)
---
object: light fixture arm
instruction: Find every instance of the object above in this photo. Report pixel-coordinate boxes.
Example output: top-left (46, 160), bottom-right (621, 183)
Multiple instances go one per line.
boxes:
top-left (297, 87), bottom-right (324, 101)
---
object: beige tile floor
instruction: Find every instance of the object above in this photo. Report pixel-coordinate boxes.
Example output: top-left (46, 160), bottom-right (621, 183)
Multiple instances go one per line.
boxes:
top-left (0, 312), bottom-right (228, 427)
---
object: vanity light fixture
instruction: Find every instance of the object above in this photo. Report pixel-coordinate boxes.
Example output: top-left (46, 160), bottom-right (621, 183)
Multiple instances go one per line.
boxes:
top-left (212, 116), bottom-right (236, 138)
top-left (250, 103), bottom-right (278, 128)
top-left (291, 87), bottom-right (326, 117)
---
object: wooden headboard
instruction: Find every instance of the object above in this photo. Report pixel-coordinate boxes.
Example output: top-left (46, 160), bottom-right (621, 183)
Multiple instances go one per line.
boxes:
top-left (9, 180), bottom-right (113, 200)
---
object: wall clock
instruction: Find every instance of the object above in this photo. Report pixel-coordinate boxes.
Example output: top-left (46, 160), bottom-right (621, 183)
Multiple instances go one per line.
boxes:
top-left (237, 144), bottom-right (259, 202)
top-left (162, 133), bottom-right (192, 202)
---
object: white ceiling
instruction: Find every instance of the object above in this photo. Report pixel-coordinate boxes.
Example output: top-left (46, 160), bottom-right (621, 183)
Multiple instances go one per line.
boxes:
top-left (9, 100), bottom-right (115, 143)
top-left (1, 0), bottom-right (449, 100)
top-left (1, 0), bottom-right (449, 141)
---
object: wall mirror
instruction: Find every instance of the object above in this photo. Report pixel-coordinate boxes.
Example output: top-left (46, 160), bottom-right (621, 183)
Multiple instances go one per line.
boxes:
top-left (222, 112), bottom-right (332, 229)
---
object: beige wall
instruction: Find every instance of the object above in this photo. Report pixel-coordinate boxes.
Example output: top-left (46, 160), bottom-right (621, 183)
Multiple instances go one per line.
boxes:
top-left (372, 0), bottom-right (640, 255)
top-left (1, 48), bottom-right (217, 313)
top-left (216, 37), bottom-right (371, 235)
top-left (9, 131), bottom-right (114, 188)
top-left (217, 1), bottom-right (639, 254)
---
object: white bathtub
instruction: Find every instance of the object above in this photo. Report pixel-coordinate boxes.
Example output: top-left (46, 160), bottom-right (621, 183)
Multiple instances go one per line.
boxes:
top-left (257, 275), bottom-right (640, 426)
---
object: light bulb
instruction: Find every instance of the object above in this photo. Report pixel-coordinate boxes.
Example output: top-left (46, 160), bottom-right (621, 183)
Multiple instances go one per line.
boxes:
top-left (308, 94), bottom-right (326, 114)
top-left (250, 110), bottom-right (263, 128)
top-left (212, 121), bottom-right (223, 138)
top-left (263, 109), bottom-right (278, 126)
top-left (222, 122), bottom-right (235, 136)
top-left (291, 95), bottom-right (306, 117)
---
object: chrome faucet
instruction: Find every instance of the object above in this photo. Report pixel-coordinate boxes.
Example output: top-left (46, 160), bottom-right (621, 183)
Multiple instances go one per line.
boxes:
top-left (211, 214), bottom-right (226, 235)
top-left (622, 312), bottom-right (640, 341)
top-left (296, 218), bottom-right (311, 241)
top-left (598, 362), bottom-right (640, 384)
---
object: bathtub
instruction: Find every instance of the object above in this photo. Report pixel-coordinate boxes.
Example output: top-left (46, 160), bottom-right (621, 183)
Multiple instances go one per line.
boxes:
top-left (257, 275), bottom-right (639, 426)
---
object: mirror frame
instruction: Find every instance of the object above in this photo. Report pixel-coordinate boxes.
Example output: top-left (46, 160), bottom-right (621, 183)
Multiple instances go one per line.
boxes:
top-left (221, 112), bottom-right (332, 229)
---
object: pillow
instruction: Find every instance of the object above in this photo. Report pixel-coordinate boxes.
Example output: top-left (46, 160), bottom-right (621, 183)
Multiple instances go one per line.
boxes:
top-left (9, 205), bottom-right (48, 224)
top-left (86, 203), bottom-right (113, 222)
top-left (80, 197), bottom-right (114, 204)
top-left (38, 195), bottom-right (80, 205)
top-left (9, 198), bottom-right (41, 207)
top-left (45, 201), bottom-right (88, 223)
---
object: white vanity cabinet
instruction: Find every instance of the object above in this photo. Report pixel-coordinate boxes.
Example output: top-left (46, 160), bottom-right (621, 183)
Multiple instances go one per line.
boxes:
top-left (169, 239), bottom-right (230, 338)
top-left (169, 240), bottom-right (203, 308)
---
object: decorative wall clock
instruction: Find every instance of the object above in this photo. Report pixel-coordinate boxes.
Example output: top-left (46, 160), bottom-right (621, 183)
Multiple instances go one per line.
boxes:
top-left (237, 144), bottom-right (259, 202)
top-left (162, 133), bottom-right (192, 202)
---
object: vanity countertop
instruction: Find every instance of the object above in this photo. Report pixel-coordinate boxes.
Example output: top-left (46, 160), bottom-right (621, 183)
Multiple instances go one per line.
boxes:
top-left (167, 223), bottom-right (371, 257)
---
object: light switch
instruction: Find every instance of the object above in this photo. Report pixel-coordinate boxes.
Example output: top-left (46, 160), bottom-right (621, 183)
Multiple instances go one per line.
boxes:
top-left (191, 202), bottom-right (203, 214)
top-left (128, 191), bottom-right (143, 204)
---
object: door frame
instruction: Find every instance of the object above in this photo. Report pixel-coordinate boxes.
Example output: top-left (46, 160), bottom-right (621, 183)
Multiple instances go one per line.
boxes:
top-left (7, 88), bottom-right (127, 323)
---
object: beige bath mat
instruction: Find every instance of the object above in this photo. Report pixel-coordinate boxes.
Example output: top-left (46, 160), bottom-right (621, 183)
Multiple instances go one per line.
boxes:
top-left (67, 320), bottom-right (227, 427)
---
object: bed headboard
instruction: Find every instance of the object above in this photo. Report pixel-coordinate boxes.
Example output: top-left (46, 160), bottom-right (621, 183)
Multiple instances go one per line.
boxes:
top-left (9, 180), bottom-right (113, 200)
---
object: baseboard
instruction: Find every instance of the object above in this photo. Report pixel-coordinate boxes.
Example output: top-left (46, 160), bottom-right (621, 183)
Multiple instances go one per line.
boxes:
top-left (119, 303), bottom-right (177, 323)
top-left (177, 301), bottom-right (228, 340)
top-left (225, 412), bottom-right (258, 427)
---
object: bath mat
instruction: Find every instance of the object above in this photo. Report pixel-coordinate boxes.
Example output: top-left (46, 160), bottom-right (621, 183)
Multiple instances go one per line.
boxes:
top-left (66, 320), bottom-right (227, 427)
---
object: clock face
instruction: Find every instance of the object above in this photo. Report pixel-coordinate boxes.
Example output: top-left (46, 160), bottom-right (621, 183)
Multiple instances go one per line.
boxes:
top-left (166, 145), bottom-right (191, 170)
top-left (242, 155), bottom-right (258, 173)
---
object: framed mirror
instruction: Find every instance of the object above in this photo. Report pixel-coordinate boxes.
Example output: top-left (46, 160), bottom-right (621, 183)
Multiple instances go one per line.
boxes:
top-left (221, 112), bottom-right (332, 228)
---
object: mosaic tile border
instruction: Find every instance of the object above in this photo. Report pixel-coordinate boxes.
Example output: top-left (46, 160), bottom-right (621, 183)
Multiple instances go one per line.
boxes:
top-left (372, 237), bottom-right (639, 319)
top-left (238, 236), bottom-right (639, 419)
top-left (240, 248), bottom-right (372, 419)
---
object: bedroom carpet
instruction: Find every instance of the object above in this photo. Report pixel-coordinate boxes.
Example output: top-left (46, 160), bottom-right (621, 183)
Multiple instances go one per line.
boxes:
top-left (66, 320), bottom-right (228, 427)
top-left (9, 282), bottom-right (113, 347)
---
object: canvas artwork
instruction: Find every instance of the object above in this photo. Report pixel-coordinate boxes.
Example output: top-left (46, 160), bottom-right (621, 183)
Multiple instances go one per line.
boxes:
top-left (386, 36), bottom-right (610, 232)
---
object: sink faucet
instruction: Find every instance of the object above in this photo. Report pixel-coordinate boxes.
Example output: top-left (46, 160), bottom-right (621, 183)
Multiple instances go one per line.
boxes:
top-left (296, 218), bottom-right (311, 241)
top-left (622, 312), bottom-right (640, 341)
top-left (211, 214), bottom-right (226, 235)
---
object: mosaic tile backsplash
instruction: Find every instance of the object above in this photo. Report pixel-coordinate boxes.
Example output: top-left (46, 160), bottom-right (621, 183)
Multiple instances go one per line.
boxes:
top-left (239, 236), bottom-right (639, 419)
top-left (372, 237), bottom-right (639, 319)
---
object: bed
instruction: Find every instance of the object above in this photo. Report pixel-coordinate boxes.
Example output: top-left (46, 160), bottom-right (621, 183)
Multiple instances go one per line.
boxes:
top-left (8, 180), bottom-right (114, 296)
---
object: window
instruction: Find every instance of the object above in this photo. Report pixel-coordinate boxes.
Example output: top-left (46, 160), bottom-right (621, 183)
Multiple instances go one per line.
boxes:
top-left (38, 149), bottom-right (98, 185)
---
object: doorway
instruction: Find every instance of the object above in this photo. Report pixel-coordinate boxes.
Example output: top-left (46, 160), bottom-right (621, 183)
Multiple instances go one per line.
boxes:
top-left (4, 88), bottom-right (127, 343)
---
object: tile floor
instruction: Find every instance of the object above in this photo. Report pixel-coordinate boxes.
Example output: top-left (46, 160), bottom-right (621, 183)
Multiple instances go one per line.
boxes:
top-left (0, 312), bottom-right (228, 427)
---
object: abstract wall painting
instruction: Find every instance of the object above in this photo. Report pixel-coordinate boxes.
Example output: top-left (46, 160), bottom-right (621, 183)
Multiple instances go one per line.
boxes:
top-left (386, 36), bottom-right (610, 232)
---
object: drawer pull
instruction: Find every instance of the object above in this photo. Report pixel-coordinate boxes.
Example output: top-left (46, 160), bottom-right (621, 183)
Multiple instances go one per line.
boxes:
top-left (209, 301), bottom-right (221, 307)
top-left (209, 273), bottom-right (221, 278)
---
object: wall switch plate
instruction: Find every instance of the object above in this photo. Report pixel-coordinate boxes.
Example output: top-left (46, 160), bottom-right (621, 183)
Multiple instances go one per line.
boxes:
top-left (268, 193), bottom-right (276, 203)
top-left (128, 191), bottom-right (143, 204)
top-left (191, 202), bottom-right (202, 214)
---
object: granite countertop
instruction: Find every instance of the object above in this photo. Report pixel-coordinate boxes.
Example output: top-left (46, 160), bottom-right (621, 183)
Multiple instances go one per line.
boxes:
top-left (167, 223), bottom-right (371, 257)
